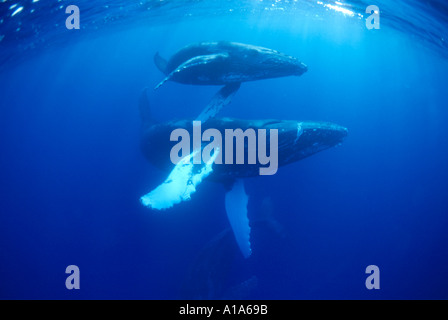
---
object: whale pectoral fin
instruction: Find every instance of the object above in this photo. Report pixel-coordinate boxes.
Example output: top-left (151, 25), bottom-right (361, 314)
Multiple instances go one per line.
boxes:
top-left (154, 53), bottom-right (229, 89)
top-left (154, 76), bottom-right (170, 90)
top-left (225, 180), bottom-right (252, 259)
top-left (140, 148), bottom-right (220, 210)
top-left (196, 83), bottom-right (241, 123)
top-left (154, 52), bottom-right (168, 75)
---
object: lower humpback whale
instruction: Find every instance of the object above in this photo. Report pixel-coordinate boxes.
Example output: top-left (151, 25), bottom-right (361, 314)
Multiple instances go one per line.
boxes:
top-left (141, 118), bottom-right (347, 178)
top-left (138, 90), bottom-right (347, 258)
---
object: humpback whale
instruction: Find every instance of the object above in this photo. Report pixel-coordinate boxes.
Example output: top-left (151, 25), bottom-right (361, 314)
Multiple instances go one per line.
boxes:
top-left (153, 42), bottom-right (308, 119)
top-left (154, 41), bottom-right (308, 89)
top-left (138, 89), bottom-right (347, 258)
top-left (141, 117), bottom-right (347, 179)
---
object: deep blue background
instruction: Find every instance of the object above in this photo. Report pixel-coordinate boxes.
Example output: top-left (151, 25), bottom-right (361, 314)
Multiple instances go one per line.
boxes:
top-left (1, 12), bottom-right (448, 299)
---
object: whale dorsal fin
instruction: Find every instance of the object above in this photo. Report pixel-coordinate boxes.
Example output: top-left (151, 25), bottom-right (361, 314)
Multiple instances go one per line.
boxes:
top-left (154, 52), bottom-right (169, 75)
top-left (225, 180), bottom-right (251, 258)
top-left (154, 53), bottom-right (229, 90)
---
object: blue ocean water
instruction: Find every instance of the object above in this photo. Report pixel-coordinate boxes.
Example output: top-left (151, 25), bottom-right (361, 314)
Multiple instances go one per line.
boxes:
top-left (1, 0), bottom-right (448, 299)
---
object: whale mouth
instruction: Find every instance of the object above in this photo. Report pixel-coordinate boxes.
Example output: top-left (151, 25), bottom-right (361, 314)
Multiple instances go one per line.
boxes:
top-left (295, 62), bottom-right (308, 76)
top-left (295, 122), bottom-right (348, 151)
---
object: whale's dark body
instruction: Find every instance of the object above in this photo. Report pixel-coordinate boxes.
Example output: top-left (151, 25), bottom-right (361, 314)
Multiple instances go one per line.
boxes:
top-left (143, 44), bottom-right (343, 258)
top-left (141, 118), bottom-right (347, 179)
top-left (154, 41), bottom-right (308, 88)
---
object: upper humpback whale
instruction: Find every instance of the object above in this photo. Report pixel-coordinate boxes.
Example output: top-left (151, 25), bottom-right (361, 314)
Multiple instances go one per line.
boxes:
top-left (154, 41), bottom-right (308, 89)
top-left (138, 89), bottom-right (347, 258)
top-left (153, 42), bottom-right (308, 119)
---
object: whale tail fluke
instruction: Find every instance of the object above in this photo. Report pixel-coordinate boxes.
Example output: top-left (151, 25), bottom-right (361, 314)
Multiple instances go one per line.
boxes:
top-left (154, 52), bottom-right (168, 75)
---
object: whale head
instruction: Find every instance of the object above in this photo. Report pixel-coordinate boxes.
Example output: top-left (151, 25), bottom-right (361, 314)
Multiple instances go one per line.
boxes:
top-left (229, 43), bottom-right (308, 81)
top-left (285, 121), bottom-right (347, 163)
top-left (258, 51), bottom-right (308, 78)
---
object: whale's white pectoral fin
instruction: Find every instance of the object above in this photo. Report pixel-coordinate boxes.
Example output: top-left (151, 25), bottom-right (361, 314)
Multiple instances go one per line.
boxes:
top-left (225, 180), bottom-right (252, 259)
top-left (196, 83), bottom-right (241, 123)
top-left (141, 148), bottom-right (219, 210)
top-left (154, 76), bottom-right (170, 90)
top-left (177, 53), bottom-right (229, 72)
top-left (154, 53), bottom-right (229, 90)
